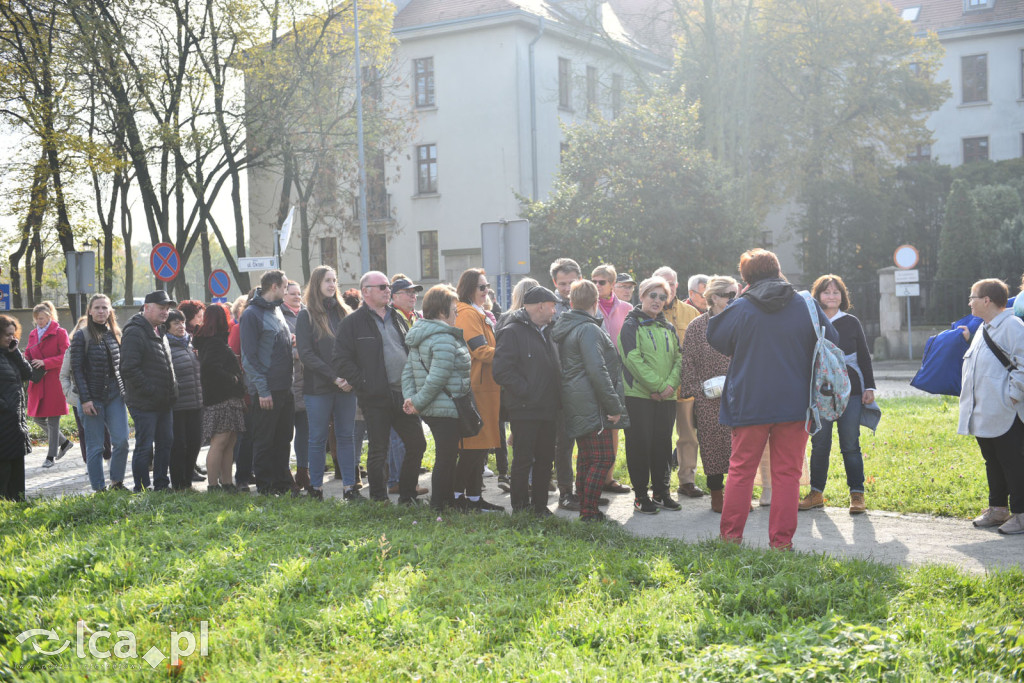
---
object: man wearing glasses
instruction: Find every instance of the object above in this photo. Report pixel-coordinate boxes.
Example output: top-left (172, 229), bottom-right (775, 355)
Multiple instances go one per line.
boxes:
top-left (333, 271), bottom-right (426, 504)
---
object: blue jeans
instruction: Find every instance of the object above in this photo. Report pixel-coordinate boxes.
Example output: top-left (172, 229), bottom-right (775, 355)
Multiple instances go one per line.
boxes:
top-left (809, 394), bottom-right (865, 493)
top-left (387, 428), bottom-right (405, 488)
top-left (305, 392), bottom-right (357, 488)
top-left (130, 409), bottom-right (174, 491)
top-left (294, 410), bottom-right (309, 469)
top-left (80, 389), bottom-right (130, 491)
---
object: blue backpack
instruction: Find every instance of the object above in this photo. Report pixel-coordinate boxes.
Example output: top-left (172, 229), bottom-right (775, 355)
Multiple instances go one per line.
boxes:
top-left (800, 292), bottom-right (851, 435)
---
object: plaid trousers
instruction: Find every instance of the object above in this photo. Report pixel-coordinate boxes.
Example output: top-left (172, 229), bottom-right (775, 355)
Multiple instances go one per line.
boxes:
top-left (576, 428), bottom-right (616, 518)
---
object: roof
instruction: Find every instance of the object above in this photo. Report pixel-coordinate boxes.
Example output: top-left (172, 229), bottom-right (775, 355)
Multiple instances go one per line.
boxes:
top-left (886, 0), bottom-right (1024, 35)
top-left (393, 0), bottom-right (647, 50)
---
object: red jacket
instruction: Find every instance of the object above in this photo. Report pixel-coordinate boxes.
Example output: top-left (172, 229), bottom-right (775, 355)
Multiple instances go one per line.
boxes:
top-left (25, 323), bottom-right (70, 418)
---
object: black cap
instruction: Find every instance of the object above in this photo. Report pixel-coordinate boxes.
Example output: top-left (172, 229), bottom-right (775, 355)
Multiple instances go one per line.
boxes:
top-left (391, 278), bottom-right (423, 294)
top-left (616, 273), bottom-right (636, 285)
top-left (144, 290), bottom-right (177, 306)
top-left (523, 286), bottom-right (559, 305)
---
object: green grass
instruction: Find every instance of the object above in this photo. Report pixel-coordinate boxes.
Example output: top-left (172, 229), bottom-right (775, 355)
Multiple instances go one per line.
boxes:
top-left (0, 493), bottom-right (1021, 681)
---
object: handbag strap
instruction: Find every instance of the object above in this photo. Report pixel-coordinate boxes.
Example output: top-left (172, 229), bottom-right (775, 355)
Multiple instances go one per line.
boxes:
top-left (982, 326), bottom-right (1015, 371)
top-left (418, 354), bottom-right (455, 400)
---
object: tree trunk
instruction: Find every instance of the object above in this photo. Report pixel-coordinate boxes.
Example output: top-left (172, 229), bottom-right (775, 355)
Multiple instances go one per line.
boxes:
top-left (11, 154), bottom-right (49, 308)
top-left (31, 222), bottom-right (44, 304)
top-left (121, 179), bottom-right (134, 303)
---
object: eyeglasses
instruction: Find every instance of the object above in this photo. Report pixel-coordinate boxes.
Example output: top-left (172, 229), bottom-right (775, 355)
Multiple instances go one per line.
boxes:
top-left (968, 295), bottom-right (986, 301)
top-left (366, 284), bottom-right (390, 291)
top-left (646, 292), bottom-right (668, 301)
top-left (593, 279), bottom-right (607, 286)
top-left (478, 284), bottom-right (489, 292)
top-left (718, 292), bottom-right (737, 301)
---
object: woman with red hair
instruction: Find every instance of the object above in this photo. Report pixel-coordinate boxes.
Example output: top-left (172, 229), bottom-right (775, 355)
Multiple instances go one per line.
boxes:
top-left (707, 249), bottom-right (839, 550)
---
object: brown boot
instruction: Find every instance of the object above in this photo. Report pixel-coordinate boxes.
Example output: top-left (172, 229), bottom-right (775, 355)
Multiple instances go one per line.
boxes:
top-left (799, 490), bottom-right (824, 511)
top-left (849, 492), bottom-right (866, 515)
top-left (295, 467), bottom-right (310, 489)
top-left (710, 489), bottom-right (723, 513)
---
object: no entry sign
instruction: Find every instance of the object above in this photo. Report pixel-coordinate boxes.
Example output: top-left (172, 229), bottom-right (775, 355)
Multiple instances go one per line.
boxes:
top-left (150, 243), bottom-right (181, 282)
top-left (208, 269), bottom-right (231, 298)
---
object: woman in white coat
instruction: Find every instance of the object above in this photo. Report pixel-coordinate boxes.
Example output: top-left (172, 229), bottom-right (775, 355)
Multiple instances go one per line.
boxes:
top-left (958, 278), bottom-right (1024, 534)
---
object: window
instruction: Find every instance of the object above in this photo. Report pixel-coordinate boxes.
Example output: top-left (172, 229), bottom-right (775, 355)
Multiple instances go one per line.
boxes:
top-left (611, 74), bottom-right (622, 119)
top-left (1020, 49), bottom-right (1024, 98)
top-left (961, 54), bottom-right (987, 103)
top-left (586, 66), bottom-right (597, 115)
top-left (419, 231), bottom-right (438, 280)
top-left (416, 144), bottom-right (437, 194)
top-left (320, 237), bottom-right (338, 271)
top-left (901, 6), bottom-right (920, 21)
top-left (963, 136), bottom-right (989, 164)
top-left (414, 57), bottom-right (435, 107)
top-left (558, 57), bottom-right (572, 109)
top-left (964, 0), bottom-right (993, 11)
top-left (760, 230), bottom-right (774, 250)
top-left (907, 144), bottom-right (931, 163)
top-left (369, 233), bottom-right (387, 273)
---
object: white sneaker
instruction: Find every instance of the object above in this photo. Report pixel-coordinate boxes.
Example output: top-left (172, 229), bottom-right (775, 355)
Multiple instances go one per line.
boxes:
top-left (42, 458), bottom-right (54, 468)
top-left (998, 513), bottom-right (1024, 535)
top-left (973, 507), bottom-right (1011, 528)
top-left (759, 487), bottom-right (772, 507)
top-left (482, 466), bottom-right (495, 478)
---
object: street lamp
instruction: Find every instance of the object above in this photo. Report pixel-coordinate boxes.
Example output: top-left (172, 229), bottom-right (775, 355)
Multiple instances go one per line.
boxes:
top-left (93, 238), bottom-right (102, 292)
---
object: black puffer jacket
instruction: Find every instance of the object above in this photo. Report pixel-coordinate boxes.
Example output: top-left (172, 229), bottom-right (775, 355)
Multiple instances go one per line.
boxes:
top-left (193, 335), bottom-right (245, 406)
top-left (0, 345), bottom-right (32, 460)
top-left (119, 313), bottom-right (178, 412)
top-left (70, 324), bottom-right (124, 405)
top-left (167, 333), bottom-right (202, 411)
top-left (297, 297), bottom-right (348, 396)
top-left (492, 308), bottom-right (562, 420)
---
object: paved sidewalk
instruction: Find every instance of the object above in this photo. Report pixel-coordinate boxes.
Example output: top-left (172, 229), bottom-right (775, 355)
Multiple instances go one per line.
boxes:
top-left (23, 440), bottom-right (1022, 576)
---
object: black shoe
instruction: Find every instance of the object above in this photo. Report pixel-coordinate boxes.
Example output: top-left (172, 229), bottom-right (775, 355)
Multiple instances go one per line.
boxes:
top-left (497, 482), bottom-right (511, 493)
top-left (397, 496), bottom-right (422, 506)
top-left (234, 483), bottom-right (251, 493)
top-left (597, 497), bottom-right (610, 506)
top-left (473, 498), bottom-right (505, 512)
top-left (343, 488), bottom-right (361, 502)
top-left (498, 474), bottom-right (511, 484)
top-left (453, 496), bottom-right (469, 513)
top-left (308, 487), bottom-right (324, 501)
top-left (192, 471), bottom-right (205, 483)
top-left (653, 493), bottom-right (682, 511)
top-left (581, 511), bottom-right (607, 522)
top-left (195, 464), bottom-right (207, 475)
top-left (109, 482), bottom-right (128, 491)
top-left (56, 439), bottom-right (73, 461)
top-left (633, 498), bottom-right (659, 515)
top-left (533, 507), bottom-right (554, 517)
top-left (558, 493), bottom-right (581, 511)
top-left (359, 467), bottom-right (368, 480)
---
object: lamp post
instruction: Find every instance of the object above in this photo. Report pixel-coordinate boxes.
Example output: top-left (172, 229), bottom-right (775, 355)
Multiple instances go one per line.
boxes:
top-left (93, 238), bottom-right (102, 292)
top-left (353, 0), bottom-right (370, 274)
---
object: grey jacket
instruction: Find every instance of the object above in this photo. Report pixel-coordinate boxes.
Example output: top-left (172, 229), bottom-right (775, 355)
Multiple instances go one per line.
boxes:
top-left (60, 347), bottom-right (79, 407)
top-left (959, 309), bottom-right (1024, 438)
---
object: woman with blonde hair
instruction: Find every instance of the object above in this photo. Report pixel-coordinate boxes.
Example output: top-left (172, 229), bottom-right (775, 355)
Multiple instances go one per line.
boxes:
top-left (70, 294), bottom-right (130, 491)
top-left (297, 265), bottom-right (357, 500)
top-left (27, 300), bottom-right (72, 468)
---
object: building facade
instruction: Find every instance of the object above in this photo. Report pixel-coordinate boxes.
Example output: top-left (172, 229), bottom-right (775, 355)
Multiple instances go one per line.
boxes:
top-left (247, 0), bottom-right (666, 289)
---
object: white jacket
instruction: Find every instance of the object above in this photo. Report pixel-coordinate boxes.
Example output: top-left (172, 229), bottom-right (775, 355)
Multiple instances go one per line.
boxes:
top-left (59, 347), bottom-right (80, 407)
top-left (958, 309), bottom-right (1024, 438)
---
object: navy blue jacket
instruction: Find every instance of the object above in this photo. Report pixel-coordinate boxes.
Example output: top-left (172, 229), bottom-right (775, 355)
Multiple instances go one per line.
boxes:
top-left (706, 278), bottom-right (838, 427)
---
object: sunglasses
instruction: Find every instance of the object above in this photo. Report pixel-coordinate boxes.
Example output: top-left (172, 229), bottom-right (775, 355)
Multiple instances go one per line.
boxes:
top-left (646, 292), bottom-right (668, 301)
top-left (478, 284), bottom-right (489, 292)
top-left (366, 284), bottom-right (390, 291)
top-left (718, 292), bottom-right (737, 301)
top-left (593, 279), bottom-right (608, 286)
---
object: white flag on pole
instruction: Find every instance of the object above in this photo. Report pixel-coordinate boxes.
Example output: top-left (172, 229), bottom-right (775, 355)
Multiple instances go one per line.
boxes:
top-left (279, 206), bottom-right (295, 255)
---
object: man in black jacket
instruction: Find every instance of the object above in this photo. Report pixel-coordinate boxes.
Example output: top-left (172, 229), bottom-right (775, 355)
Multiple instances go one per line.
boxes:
top-left (332, 271), bottom-right (426, 503)
top-left (120, 290), bottom-right (178, 491)
top-left (493, 286), bottom-right (561, 514)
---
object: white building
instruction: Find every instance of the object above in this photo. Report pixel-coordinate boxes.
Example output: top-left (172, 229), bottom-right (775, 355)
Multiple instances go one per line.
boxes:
top-left (891, 0), bottom-right (1024, 165)
top-left (247, 0), bottom-right (666, 289)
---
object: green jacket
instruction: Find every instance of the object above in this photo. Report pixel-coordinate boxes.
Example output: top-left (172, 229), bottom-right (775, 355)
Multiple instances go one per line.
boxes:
top-left (617, 307), bottom-right (682, 400)
top-left (401, 318), bottom-right (472, 419)
top-left (551, 309), bottom-right (629, 439)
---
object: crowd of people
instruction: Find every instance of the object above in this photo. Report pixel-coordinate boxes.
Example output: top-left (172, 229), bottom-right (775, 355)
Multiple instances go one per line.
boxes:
top-left (2, 247), bottom-right (1022, 545)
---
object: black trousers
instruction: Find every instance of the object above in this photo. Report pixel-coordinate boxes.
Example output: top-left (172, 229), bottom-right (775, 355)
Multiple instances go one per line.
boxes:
top-left (251, 390), bottom-right (296, 493)
top-left (624, 397), bottom-right (676, 499)
top-left (0, 457), bottom-right (25, 502)
top-left (170, 408), bottom-right (203, 490)
top-left (976, 415), bottom-right (1024, 513)
top-left (363, 390), bottom-right (426, 501)
top-left (455, 449), bottom-right (487, 497)
top-left (510, 418), bottom-right (557, 512)
top-left (424, 416), bottom-right (460, 511)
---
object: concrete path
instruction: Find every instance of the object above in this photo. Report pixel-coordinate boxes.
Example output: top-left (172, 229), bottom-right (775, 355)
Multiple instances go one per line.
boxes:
top-left (23, 439), bottom-right (1022, 576)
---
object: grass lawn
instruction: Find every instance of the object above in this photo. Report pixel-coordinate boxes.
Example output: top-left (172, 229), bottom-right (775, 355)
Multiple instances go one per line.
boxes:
top-left (1, 492), bottom-right (1022, 681)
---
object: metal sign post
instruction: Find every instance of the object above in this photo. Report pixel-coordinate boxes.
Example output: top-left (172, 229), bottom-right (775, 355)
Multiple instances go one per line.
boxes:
top-left (893, 245), bottom-right (920, 360)
top-left (482, 219), bottom-right (530, 311)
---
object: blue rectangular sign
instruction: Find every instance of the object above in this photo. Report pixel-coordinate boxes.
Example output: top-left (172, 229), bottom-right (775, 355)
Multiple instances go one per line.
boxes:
top-left (0, 284), bottom-right (10, 311)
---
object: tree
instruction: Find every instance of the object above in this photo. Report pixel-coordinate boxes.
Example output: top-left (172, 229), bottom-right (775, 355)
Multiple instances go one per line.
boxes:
top-left (936, 179), bottom-right (981, 283)
top-left (522, 89), bottom-right (755, 281)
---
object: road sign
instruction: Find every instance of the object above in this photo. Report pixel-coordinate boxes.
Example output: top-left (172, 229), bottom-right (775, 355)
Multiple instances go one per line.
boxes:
top-left (238, 256), bottom-right (279, 272)
top-left (894, 269), bottom-right (919, 284)
top-left (893, 244), bottom-right (919, 270)
top-left (211, 297), bottom-right (227, 304)
top-left (481, 220), bottom-right (530, 277)
top-left (208, 269), bottom-right (231, 298)
top-left (0, 284), bottom-right (9, 311)
top-left (150, 243), bottom-right (181, 282)
top-left (895, 283), bottom-right (920, 297)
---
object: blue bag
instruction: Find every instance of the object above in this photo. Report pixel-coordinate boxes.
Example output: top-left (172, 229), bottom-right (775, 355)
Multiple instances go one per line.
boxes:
top-left (910, 314), bottom-right (980, 396)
